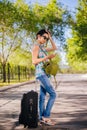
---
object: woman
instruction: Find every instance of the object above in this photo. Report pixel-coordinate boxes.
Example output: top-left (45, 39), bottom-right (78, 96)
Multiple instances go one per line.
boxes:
top-left (32, 29), bottom-right (57, 125)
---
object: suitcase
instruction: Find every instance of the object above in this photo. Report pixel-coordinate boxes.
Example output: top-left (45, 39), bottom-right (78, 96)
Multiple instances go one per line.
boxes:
top-left (19, 90), bottom-right (38, 128)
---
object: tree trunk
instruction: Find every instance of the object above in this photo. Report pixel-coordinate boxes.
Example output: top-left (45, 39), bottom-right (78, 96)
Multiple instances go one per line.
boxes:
top-left (2, 63), bottom-right (6, 82)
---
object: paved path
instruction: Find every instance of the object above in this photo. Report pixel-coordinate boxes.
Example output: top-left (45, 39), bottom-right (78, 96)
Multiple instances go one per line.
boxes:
top-left (0, 74), bottom-right (87, 130)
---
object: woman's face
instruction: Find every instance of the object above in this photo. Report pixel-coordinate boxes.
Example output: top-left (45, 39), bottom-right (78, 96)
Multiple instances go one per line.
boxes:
top-left (37, 33), bottom-right (49, 44)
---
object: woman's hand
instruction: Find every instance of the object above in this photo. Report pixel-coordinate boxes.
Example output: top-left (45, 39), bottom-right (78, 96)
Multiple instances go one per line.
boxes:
top-left (47, 30), bottom-right (52, 39)
top-left (47, 53), bottom-right (56, 60)
top-left (45, 29), bottom-right (57, 52)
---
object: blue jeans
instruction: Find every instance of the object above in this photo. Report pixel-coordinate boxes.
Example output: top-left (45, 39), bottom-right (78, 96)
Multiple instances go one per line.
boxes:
top-left (37, 74), bottom-right (56, 120)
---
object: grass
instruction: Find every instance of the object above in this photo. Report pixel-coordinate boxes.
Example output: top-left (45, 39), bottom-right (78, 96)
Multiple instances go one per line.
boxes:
top-left (0, 77), bottom-right (35, 87)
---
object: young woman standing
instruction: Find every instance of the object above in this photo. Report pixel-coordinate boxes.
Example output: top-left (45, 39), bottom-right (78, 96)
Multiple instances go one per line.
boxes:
top-left (32, 29), bottom-right (57, 125)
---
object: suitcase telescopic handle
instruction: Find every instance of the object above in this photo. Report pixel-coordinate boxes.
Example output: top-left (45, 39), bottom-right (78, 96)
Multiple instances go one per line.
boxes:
top-left (35, 80), bottom-right (38, 92)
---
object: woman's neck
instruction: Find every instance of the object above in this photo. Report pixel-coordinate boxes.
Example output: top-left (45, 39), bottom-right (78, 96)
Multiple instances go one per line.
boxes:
top-left (36, 40), bottom-right (42, 45)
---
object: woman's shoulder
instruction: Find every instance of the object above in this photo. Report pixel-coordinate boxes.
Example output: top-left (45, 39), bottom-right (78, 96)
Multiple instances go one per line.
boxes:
top-left (34, 42), bottom-right (39, 46)
top-left (32, 43), bottom-right (40, 52)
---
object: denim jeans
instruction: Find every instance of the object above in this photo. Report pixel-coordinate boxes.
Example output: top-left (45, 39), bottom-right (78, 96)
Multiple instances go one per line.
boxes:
top-left (37, 74), bottom-right (56, 120)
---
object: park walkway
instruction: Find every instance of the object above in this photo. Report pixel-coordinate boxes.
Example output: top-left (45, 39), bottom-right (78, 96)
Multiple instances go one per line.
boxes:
top-left (0, 74), bottom-right (87, 130)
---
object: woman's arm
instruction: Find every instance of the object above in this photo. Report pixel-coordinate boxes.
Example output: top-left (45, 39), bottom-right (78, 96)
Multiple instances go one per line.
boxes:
top-left (32, 45), bottom-right (56, 65)
top-left (45, 32), bottom-right (57, 52)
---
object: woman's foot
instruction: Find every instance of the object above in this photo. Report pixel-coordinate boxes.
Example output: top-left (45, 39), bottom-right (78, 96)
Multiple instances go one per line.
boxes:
top-left (40, 117), bottom-right (56, 126)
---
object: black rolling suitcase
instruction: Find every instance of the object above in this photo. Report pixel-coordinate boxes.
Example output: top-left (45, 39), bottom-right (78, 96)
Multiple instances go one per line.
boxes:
top-left (19, 90), bottom-right (38, 128)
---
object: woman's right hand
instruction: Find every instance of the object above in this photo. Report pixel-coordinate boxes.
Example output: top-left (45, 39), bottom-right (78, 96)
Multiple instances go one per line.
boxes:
top-left (47, 53), bottom-right (56, 60)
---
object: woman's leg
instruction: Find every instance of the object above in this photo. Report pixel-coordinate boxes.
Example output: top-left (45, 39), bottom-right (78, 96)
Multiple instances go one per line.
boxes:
top-left (37, 74), bottom-right (56, 118)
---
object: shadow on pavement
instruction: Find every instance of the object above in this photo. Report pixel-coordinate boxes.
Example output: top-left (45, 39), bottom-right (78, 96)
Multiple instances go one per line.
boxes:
top-left (52, 109), bottom-right (87, 129)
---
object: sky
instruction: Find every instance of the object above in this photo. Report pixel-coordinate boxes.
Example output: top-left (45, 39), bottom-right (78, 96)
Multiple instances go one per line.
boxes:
top-left (58, 0), bottom-right (78, 11)
top-left (11, 0), bottom-right (78, 11)
top-left (25, 0), bottom-right (78, 11)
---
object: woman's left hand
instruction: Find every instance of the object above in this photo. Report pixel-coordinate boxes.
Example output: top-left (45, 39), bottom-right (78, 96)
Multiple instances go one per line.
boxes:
top-left (47, 30), bottom-right (52, 39)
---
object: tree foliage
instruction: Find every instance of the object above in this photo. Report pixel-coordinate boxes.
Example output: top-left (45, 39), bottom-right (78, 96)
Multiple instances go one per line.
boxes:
top-left (0, 0), bottom-right (70, 65)
top-left (66, 0), bottom-right (87, 72)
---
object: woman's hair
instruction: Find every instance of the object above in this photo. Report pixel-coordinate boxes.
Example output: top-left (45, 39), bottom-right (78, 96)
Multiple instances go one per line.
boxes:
top-left (36, 29), bottom-right (48, 39)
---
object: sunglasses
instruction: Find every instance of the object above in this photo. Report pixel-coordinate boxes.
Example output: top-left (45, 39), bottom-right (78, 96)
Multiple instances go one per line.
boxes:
top-left (42, 36), bottom-right (49, 41)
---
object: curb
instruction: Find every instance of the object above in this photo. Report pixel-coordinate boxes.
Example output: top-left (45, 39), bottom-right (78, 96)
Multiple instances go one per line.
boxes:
top-left (0, 80), bottom-right (36, 92)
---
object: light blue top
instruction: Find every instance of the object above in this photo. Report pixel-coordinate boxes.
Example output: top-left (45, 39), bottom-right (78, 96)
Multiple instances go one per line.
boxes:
top-left (35, 43), bottom-right (48, 78)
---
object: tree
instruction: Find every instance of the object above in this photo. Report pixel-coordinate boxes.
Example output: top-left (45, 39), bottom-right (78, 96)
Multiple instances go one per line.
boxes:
top-left (66, 0), bottom-right (87, 72)
top-left (32, 0), bottom-right (70, 41)
top-left (0, 0), bottom-right (32, 81)
top-left (0, 0), bottom-right (21, 82)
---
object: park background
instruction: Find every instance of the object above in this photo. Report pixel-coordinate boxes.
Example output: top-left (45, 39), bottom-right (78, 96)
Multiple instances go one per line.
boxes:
top-left (0, 0), bottom-right (87, 85)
